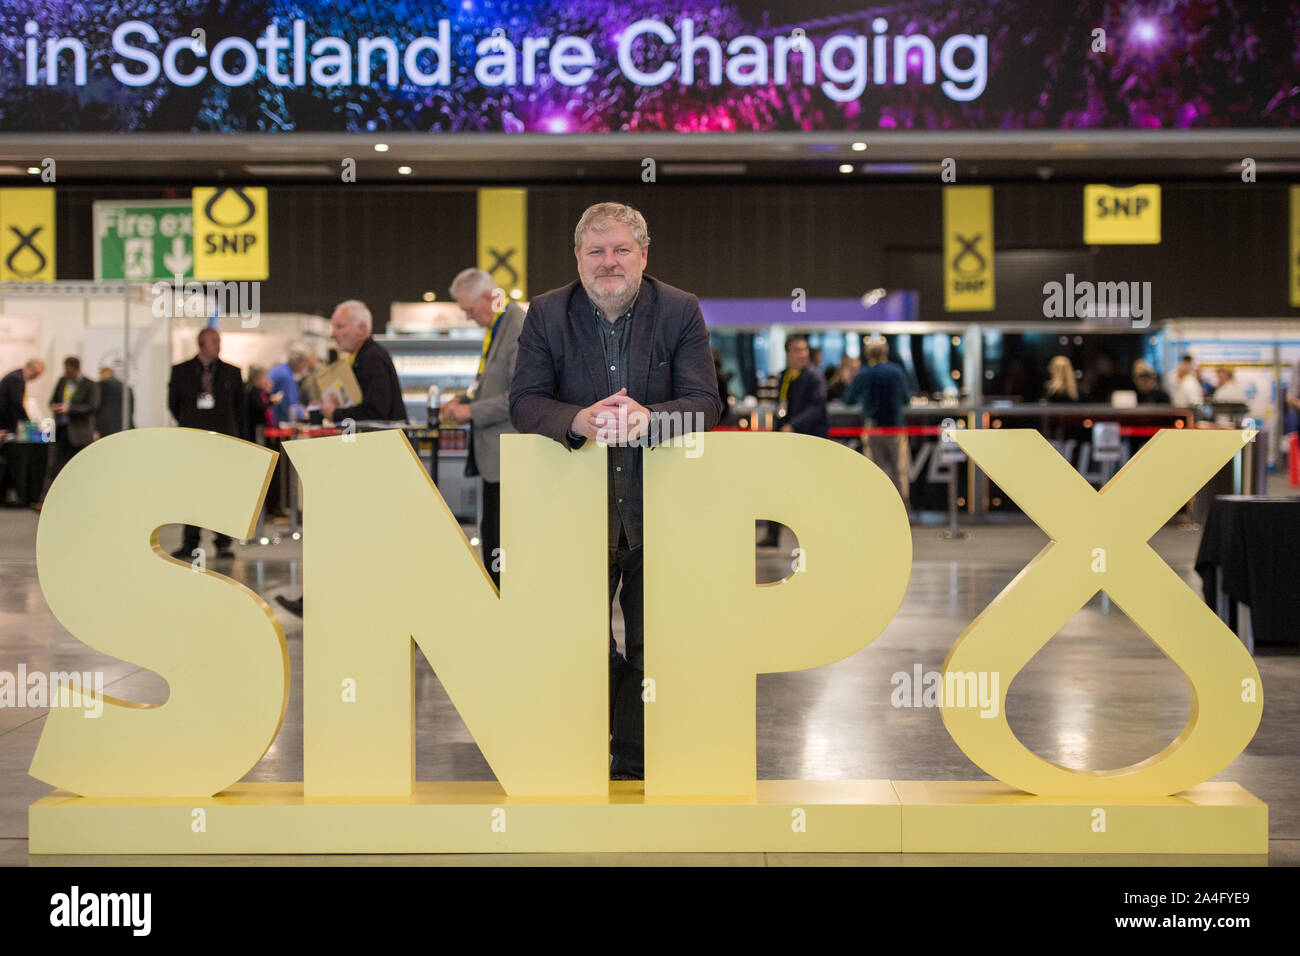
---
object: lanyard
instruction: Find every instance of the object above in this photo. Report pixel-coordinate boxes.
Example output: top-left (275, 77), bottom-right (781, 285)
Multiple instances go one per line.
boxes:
top-left (779, 368), bottom-right (799, 402)
top-left (476, 309), bottom-right (506, 376)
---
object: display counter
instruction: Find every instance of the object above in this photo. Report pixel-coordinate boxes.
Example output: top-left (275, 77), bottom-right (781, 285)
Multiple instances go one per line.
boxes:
top-left (725, 402), bottom-right (1223, 523)
top-left (973, 404), bottom-right (1195, 518)
top-left (260, 423), bottom-right (477, 539)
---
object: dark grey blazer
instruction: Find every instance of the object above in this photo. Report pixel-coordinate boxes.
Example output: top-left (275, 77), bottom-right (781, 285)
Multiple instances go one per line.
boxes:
top-left (509, 275), bottom-right (723, 445)
top-left (49, 376), bottom-right (99, 448)
top-left (96, 375), bottom-right (134, 436)
top-left (467, 300), bottom-right (525, 482)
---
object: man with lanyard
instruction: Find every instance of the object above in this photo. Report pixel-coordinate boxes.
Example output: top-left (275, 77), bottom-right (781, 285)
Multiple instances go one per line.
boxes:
top-left (442, 267), bottom-right (526, 589)
top-left (759, 334), bottom-right (828, 547)
top-left (168, 328), bottom-right (245, 558)
top-left (41, 355), bottom-right (99, 507)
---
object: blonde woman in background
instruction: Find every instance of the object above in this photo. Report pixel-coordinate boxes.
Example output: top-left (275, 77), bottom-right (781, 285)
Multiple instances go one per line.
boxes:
top-left (1044, 355), bottom-right (1079, 402)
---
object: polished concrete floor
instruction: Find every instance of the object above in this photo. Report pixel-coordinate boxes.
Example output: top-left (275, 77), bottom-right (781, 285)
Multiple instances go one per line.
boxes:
top-left (1, 503), bottom-right (1296, 867)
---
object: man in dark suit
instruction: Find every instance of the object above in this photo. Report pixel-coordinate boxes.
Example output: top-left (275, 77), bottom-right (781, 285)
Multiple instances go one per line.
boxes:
top-left (95, 365), bottom-right (134, 437)
top-left (0, 359), bottom-right (43, 436)
top-left (0, 359), bottom-right (45, 506)
top-left (511, 202), bottom-right (723, 780)
top-left (775, 335), bottom-right (829, 438)
top-left (168, 327), bottom-right (245, 559)
top-left (759, 335), bottom-right (829, 547)
top-left (321, 299), bottom-right (406, 424)
top-left (42, 356), bottom-right (99, 499)
top-left (443, 267), bottom-right (526, 590)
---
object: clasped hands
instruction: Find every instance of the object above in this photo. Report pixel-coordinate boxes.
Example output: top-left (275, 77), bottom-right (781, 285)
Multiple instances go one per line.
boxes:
top-left (570, 388), bottom-right (651, 444)
top-left (438, 398), bottom-right (472, 424)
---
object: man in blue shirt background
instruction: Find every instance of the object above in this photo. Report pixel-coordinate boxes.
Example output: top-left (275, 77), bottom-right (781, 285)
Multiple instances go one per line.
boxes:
top-left (269, 345), bottom-right (312, 423)
top-left (846, 337), bottom-right (912, 510)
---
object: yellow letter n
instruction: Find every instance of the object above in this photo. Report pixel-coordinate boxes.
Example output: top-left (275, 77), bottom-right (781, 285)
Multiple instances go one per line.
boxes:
top-left (286, 431), bottom-right (608, 797)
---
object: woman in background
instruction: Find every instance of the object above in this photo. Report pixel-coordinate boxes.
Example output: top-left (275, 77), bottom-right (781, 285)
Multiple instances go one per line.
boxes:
top-left (244, 365), bottom-right (278, 443)
top-left (245, 365), bottom-right (285, 519)
top-left (1043, 355), bottom-right (1080, 402)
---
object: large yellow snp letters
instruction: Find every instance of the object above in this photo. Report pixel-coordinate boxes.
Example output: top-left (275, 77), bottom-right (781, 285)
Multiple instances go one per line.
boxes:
top-left (29, 427), bottom-right (1260, 810)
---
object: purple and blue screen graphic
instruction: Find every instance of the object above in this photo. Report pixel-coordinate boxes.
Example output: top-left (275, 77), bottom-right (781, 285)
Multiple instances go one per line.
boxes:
top-left (0, 1), bottom-right (1296, 132)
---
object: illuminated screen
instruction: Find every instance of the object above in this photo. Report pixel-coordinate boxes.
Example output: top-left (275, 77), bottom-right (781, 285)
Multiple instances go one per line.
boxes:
top-left (1, 1), bottom-right (1296, 132)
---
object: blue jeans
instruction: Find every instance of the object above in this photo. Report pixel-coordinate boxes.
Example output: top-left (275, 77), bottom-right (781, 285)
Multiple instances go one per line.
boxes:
top-left (608, 530), bottom-right (644, 777)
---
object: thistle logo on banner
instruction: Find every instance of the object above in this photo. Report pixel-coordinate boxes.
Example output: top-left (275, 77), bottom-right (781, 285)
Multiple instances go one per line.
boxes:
top-left (0, 188), bottom-right (56, 281)
top-left (193, 186), bottom-right (268, 281)
top-left (1084, 184), bottom-right (1161, 245)
top-left (1290, 186), bottom-right (1300, 308)
top-left (943, 186), bottom-right (995, 312)
top-left (478, 188), bottom-right (527, 300)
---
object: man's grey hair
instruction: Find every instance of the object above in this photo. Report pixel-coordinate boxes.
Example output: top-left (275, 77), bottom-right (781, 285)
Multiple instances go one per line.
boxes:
top-left (574, 202), bottom-right (650, 251)
top-left (449, 267), bottom-right (495, 300)
top-left (334, 299), bottom-right (372, 332)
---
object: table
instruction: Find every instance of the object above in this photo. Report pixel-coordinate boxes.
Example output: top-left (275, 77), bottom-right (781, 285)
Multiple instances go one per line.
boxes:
top-left (0, 440), bottom-right (49, 507)
top-left (1195, 495), bottom-right (1300, 651)
top-left (259, 425), bottom-right (445, 538)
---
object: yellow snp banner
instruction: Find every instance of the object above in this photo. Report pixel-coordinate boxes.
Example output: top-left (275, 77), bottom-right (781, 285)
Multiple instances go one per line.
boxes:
top-left (1290, 186), bottom-right (1300, 307)
top-left (0, 188), bottom-right (56, 281)
top-left (478, 188), bottom-right (527, 299)
top-left (943, 186), bottom-right (995, 312)
top-left (1084, 184), bottom-right (1161, 244)
top-left (193, 186), bottom-right (268, 281)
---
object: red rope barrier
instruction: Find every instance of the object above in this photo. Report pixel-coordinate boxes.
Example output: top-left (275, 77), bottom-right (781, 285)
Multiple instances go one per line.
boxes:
top-left (719, 424), bottom-right (1191, 437)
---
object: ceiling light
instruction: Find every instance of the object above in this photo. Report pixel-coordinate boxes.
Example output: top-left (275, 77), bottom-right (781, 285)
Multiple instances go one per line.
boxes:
top-left (397, 165), bottom-right (412, 175)
top-left (851, 142), bottom-right (867, 151)
top-left (838, 164), bottom-right (853, 174)
top-left (374, 143), bottom-right (389, 152)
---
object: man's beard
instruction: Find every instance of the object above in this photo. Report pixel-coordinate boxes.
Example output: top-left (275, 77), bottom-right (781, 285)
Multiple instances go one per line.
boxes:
top-left (582, 273), bottom-right (640, 318)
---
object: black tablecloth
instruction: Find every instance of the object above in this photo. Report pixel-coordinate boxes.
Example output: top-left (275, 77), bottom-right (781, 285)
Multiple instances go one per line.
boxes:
top-left (0, 440), bottom-right (49, 507)
top-left (1195, 495), bottom-right (1300, 647)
